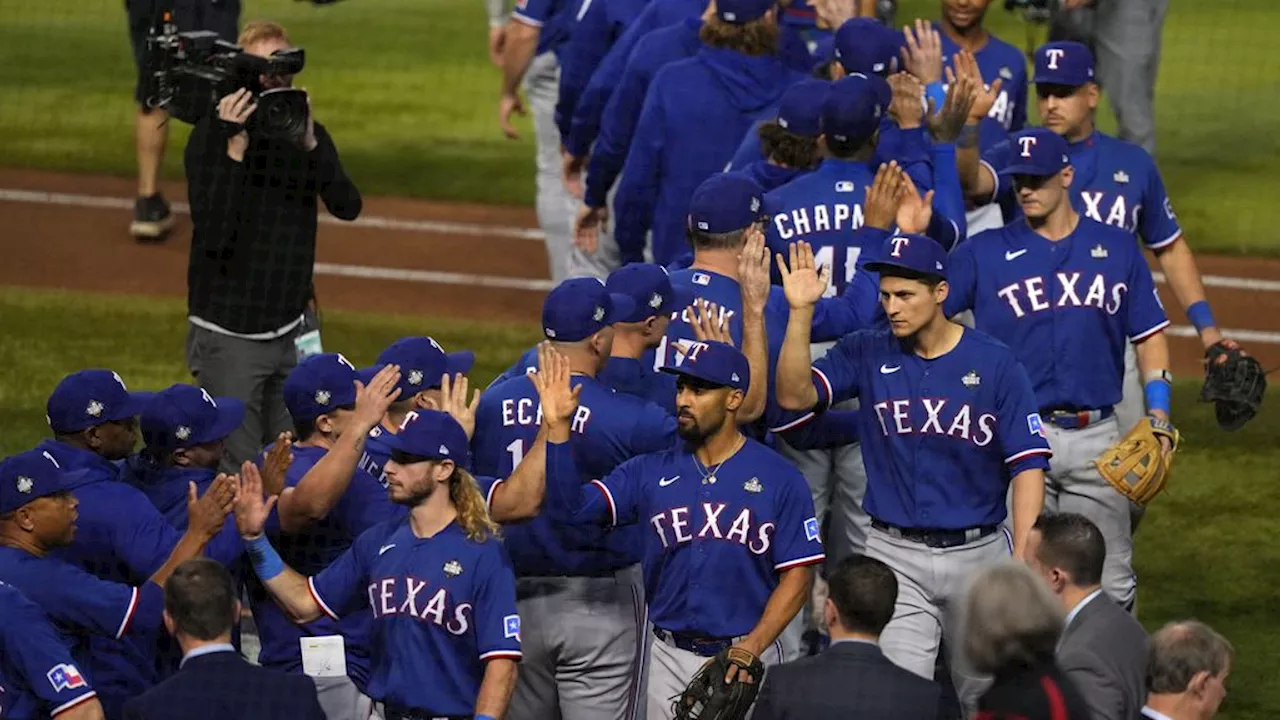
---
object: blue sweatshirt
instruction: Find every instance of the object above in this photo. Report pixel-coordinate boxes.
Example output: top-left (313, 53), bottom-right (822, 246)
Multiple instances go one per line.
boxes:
top-left (555, 0), bottom-right (650, 141)
top-left (614, 47), bottom-right (804, 265)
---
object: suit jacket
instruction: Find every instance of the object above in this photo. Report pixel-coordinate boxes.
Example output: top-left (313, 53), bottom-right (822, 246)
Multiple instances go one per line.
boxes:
top-left (1057, 593), bottom-right (1150, 720)
top-left (751, 640), bottom-right (941, 720)
top-left (977, 658), bottom-right (1093, 720)
top-left (122, 650), bottom-right (326, 720)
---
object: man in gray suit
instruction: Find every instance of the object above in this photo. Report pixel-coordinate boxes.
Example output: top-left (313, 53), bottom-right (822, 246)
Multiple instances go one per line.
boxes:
top-left (1027, 512), bottom-right (1148, 720)
top-left (751, 555), bottom-right (940, 720)
top-left (1138, 621), bottom-right (1234, 720)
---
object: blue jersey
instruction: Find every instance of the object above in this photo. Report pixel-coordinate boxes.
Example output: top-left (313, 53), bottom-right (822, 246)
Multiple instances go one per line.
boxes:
top-left (546, 439), bottom-right (824, 637)
top-left (810, 327), bottom-right (1052, 529)
top-left (512, 0), bottom-right (575, 57)
top-left (491, 349), bottom-right (672, 412)
top-left (472, 373), bottom-right (677, 577)
top-left (249, 443), bottom-right (406, 690)
top-left (309, 518), bottom-right (521, 716)
top-left (0, 582), bottom-right (99, 720)
top-left (945, 218), bottom-right (1170, 411)
top-left (555, 0), bottom-right (649, 140)
top-left (939, 28), bottom-right (1028, 150)
top-left (982, 131), bottom-right (1183, 248)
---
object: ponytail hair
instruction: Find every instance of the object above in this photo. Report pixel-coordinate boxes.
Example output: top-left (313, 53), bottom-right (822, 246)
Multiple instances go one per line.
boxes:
top-left (450, 467), bottom-right (501, 542)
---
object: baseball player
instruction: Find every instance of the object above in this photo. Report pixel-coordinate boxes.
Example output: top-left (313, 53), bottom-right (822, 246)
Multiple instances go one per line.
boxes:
top-left (33, 370), bottom-right (244, 717)
top-left (733, 79), bottom-right (829, 194)
top-left (944, 127), bottom-right (1174, 612)
top-left (0, 449), bottom-right (234, 719)
top-left (0, 580), bottom-right (105, 720)
top-left (542, 341), bottom-right (826, 719)
top-left (355, 336), bottom-right (476, 486)
top-left (232, 407), bottom-right (551, 720)
top-left (475, 281), bottom-right (689, 720)
top-left (774, 234), bottom-right (1050, 709)
top-left (956, 41), bottom-right (1246, 434)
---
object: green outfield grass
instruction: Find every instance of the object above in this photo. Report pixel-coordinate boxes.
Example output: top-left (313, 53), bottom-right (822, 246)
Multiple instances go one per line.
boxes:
top-left (1, 0), bottom-right (1278, 253)
top-left (0, 284), bottom-right (1277, 717)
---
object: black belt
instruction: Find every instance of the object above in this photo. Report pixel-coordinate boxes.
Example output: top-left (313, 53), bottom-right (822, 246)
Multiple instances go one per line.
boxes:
top-left (653, 627), bottom-right (741, 658)
top-left (384, 706), bottom-right (470, 720)
top-left (871, 519), bottom-right (1000, 549)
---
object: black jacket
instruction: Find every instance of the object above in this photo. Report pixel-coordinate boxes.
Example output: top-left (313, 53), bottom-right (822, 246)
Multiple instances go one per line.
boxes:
top-left (123, 650), bottom-right (325, 720)
top-left (978, 658), bottom-right (1093, 720)
top-left (751, 640), bottom-right (941, 720)
top-left (184, 113), bottom-right (361, 334)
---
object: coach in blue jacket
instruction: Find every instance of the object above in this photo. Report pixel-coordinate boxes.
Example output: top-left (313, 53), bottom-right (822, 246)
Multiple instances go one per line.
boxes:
top-left (612, 0), bottom-right (803, 267)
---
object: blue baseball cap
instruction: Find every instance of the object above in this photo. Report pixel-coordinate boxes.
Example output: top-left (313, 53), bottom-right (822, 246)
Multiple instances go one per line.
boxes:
top-left (998, 128), bottom-right (1070, 177)
top-left (283, 353), bottom-right (361, 423)
top-left (542, 277), bottom-right (637, 342)
top-left (1033, 41), bottom-right (1095, 86)
top-left (834, 18), bottom-right (901, 76)
top-left (140, 385), bottom-right (246, 450)
top-left (716, 0), bottom-right (774, 24)
top-left (606, 263), bottom-right (694, 323)
top-left (863, 233), bottom-right (948, 281)
top-left (775, 79), bottom-right (830, 138)
top-left (688, 173), bottom-right (766, 235)
top-left (0, 449), bottom-right (66, 514)
top-left (360, 337), bottom-right (476, 396)
top-left (821, 73), bottom-right (885, 145)
top-left (46, 369), bottom-right (153, 434)
top-left (660, 340), bottom-right (750, 392)
top-left (386, 409), bottom-right (471, 468)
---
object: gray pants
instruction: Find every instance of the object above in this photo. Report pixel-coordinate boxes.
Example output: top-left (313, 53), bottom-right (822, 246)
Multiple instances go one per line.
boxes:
top-left (1052, 0), bottom-right (1169, 154)
top-left (186, 322), bottom-right (300, 474)
top-left (1043, 417), bottom-right (1136, 610)
top-left (509, 566), bottom-right (648, 720)
top-left (965, 203), bottom-right (1004, 238)
top-left (646, 633), bottom-right (784, 720)
top-left (526, 51), bottom-right (576, 284)
top-left (567, 183), bottom-right (622, 281)
top-left (312, 674), bottom-right (373, 720)
top-left (866, 525), bottom-right (1012, 712)
top-left (778, 433), bottom-right (868, 569)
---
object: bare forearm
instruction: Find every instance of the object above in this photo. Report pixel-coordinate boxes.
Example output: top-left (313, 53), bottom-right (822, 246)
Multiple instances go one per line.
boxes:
top-left (58, 697), bottom-right (106, 720)
top-left (1010, 469), bottom-right (1045, 557)
top-left (147, 528), bottom-right (214, 589)
top-left (776, 307), bottom-right (818, 411)
top-left (475, 658), bottom-right (519, 717)
top-left (501, 23), bottom-right (539, 96)
top-left (738, 307), bottom-right (768, 424)
top-left (280, 433), bottom-right (370, 533)
top-left (490, 426), bottom-right (549, 522)
top-left (1154, 238), bottom-right (1222, 346)
top-left (956, 124), bottom-right (992, 201)
top-left (741, 566), bottom-right (812, 656)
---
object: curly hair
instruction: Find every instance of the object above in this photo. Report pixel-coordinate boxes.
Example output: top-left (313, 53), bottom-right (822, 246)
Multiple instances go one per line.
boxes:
top-left (758, 121), bottom-right (820, 169)
top-left (698, 15), bottom-right (779, 56)
top-left (451, 467), bottom-right (501, 542)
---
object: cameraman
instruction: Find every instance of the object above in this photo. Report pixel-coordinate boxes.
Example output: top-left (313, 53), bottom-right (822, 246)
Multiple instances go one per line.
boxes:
top-left (184, 20), bottom-right (362, 475)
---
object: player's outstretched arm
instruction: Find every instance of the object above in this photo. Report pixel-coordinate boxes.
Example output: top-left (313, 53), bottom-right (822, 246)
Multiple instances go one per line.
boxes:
top-left (736, 225), bottom-right (772, 425)
top-left (498, 19), bottom-right (539, 140)
top-left (235, 466), bottom-right (324, 625)
top-left (775, 242), bottom-right (829, 411)
top-left (1135, 331), bottom-right (1174, 426)
top-left (951, 51), bottom-right (1000, 203)
top-left (1151, 238), bottom-right (1224, 348)
top-left (737, 565), bottom-right (814, 658)
top-left (474, 658), bottom-right (519, 719)
top-left (278, 365), bottom-right (401, 533)
top-left (146, 473), bottom-right (236, 590)
top-left (1009, 468), bottom-right (1046, 560)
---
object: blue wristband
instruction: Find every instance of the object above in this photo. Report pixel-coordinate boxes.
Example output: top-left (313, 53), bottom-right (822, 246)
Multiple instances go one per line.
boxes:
top-left (1186, 301), bottom-right (1216, 333)
top-left (1144, 379), bottom-right (1172, 416)
top-left (245, 534), bottom-right (285, 581)
top-left (476, 715), bottom-right (498, 720)
top-left (925, 82), bottom-right (947, 116)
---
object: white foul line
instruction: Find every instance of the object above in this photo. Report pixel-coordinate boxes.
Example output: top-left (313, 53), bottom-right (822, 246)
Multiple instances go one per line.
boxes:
top-left (313, 262), bottom-right (554, 292)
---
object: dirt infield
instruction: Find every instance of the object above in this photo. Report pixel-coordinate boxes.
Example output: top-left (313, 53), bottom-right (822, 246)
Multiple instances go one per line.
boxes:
top-left (1, 167), bottom-right (1278, 377)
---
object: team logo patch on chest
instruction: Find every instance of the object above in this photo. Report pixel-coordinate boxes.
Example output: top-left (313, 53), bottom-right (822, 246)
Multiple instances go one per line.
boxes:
top-left (962, 371), bottom-right (981, 389)
top-left (1113, 171), bottom-right (1129, 184)
top-left (443, 560), bottom-right (463, 577)
top-left (743, 477), bottom-right (763, 493)
top-left (1091, 244), bottom-right (1109, 258)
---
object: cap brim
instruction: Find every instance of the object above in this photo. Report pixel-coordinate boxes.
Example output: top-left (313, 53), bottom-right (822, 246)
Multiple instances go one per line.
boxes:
top-left (108, 392), bottom-right (155, 423)
top-left (998, 164), bottom-right (1063, 177)
top-left (663, 285), bottom-right (697, 317)
top-left (200, 397), bottom-right (247, 445)
top-left (356, 366), bottom-right (382, 385)
top-left (384, 430), bottom-right (454, 461)
top-left (1032, 74), bottom-right (1088, 86)
top-left (863, 260), bottom-right (945, 281)
top-left (606, 293), bottom-right (638, 325)
top-left (447, 351), bottom-right (476, 376)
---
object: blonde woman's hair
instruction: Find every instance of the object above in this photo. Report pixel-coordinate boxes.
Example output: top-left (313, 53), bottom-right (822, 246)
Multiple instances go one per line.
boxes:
top-left (238, 20), bottom-right (290, 48)
top-left (451, 467), bottom-right (500, 543)
top-left (962, 561), bottom-right (1065, 676)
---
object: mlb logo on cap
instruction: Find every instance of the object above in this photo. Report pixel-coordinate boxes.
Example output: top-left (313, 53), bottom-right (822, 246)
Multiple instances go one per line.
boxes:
top-left (1033, 41), bottom-right (1095, 87)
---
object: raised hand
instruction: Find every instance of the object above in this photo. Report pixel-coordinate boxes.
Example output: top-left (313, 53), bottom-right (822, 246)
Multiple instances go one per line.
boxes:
top-left (864, 161), bottom-right (907, 230)
top-left (187, 472), bottom-right (237, 541)
top-left (954, 50), bottom-right (1002, 123)
top-left (738, 224), bottom-right (772, 316)
top-left (896, 172), bottom-right (935, 235)
top-left (234, 461), bottom-right (278, 541)
top-left (352, 364), bottom-right (402, 433)
top-left (887, 72), bottom-right (925, 131)
top-left (439, 372), bottom-right (481, 440)
top-left (260, 432), bottom-right (294, 499)
top-left (689, 300), bottom-right (734, 346)
top-left (931, 65), bottom-right (978, 143)
top-left (778, 241), bottom-right (831, 310)
top-left (901, 19), bottom-right (943, 85)
top-left (532, 341), bottom-right (582, 428)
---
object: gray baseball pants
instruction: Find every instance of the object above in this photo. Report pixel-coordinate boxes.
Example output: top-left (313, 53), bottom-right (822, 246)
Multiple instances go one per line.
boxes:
top-left (312, 675), bottom-right (373, 720)
top-left (526, 51), bottom-right (576, 284)
top-left (508, 565), bottom-right (648, 720)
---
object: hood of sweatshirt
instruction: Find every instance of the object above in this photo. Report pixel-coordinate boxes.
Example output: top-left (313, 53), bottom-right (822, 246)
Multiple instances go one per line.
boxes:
top-left (696, 46), bottom-right (793, 114)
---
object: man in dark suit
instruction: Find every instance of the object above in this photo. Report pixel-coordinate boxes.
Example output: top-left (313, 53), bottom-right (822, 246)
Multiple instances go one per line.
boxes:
top-left (123, 558), bottom-right (325, 720)
top-left (1027, 513), bottom-right (1148, 720)
top-left (752, 554), bottom-right (940, 720)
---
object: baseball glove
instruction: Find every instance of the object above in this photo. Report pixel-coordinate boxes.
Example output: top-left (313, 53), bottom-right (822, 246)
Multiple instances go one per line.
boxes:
top-left (1095, 415), bottom-right (1181, 506)
top-left (1200, 341), bottom-right (1267, 431)
top-left (671, 646), bottom-right (765, 720)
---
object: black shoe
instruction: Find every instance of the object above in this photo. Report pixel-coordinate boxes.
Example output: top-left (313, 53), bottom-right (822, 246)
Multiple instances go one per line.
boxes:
top-left (130, 193), bottom-right (175, 241)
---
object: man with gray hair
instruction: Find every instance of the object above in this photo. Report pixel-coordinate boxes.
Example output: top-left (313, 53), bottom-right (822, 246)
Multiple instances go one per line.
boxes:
top-left (1027, 512), bottom-right (1148, 720)
top-left (1140, 621), bottom-right (1234, 720)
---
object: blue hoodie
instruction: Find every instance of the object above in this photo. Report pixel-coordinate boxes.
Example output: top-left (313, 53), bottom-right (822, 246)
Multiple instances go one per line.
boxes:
top-left (614, 47), bottom-right (804, 265)
top-left (555, 0), bottom-right (650, 141)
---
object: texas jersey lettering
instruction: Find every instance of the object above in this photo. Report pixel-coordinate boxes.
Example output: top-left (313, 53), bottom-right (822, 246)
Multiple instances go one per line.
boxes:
top-left (944, 217), bottom-right (1170, 411)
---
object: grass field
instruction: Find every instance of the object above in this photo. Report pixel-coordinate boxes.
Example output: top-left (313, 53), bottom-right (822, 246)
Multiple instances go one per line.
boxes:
top-left (1, 285), bottom-right (1277, 717)
top-left (2, 0), bottom-right (1279, 253)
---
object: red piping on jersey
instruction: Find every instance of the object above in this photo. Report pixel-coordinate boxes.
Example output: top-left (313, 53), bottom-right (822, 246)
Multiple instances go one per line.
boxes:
top-left (1040, 675), bottom-right (1070, 720)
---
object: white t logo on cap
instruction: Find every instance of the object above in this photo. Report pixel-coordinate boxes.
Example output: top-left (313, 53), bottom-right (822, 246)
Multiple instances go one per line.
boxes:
top-left (399, 410), bottom-right (419, 432)
top-left (1046, 48), bottom-right (1065, 70)
top-left (111, 371), bottom-right (128, 392)
top-left (1018, 136), bottom-right (1038, 158)
top-left (200, 388), bottom-right (217, 407)
top-left (336, 353), bottom-right (356, 371)
top-left (890, 236), bottom-right (911, 258)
